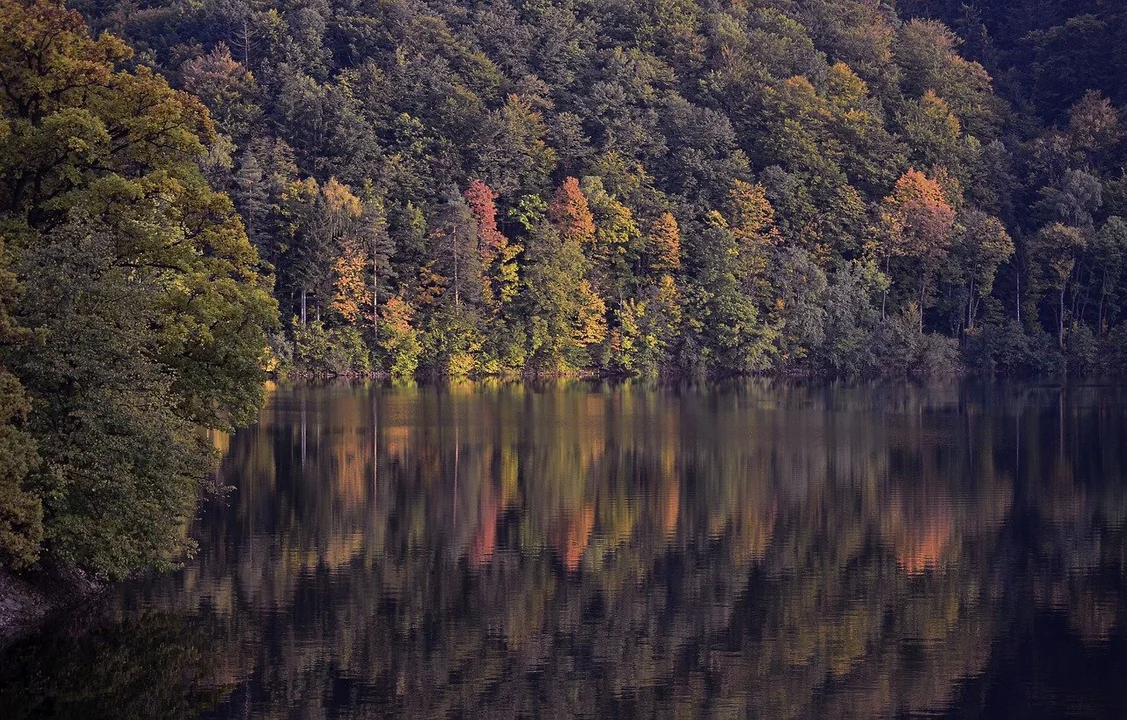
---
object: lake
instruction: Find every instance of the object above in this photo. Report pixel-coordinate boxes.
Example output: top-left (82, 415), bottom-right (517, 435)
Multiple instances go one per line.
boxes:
top-left (4, 381), bottom-right (1127, 718)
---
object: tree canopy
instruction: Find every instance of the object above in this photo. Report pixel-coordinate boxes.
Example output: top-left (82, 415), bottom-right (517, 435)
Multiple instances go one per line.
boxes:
top-left (0, 0), bottom-right (277, 577)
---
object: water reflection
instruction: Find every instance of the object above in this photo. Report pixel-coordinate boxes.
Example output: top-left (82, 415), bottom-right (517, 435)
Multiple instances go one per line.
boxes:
top-left (5, 381), bottom-right (1127, 718)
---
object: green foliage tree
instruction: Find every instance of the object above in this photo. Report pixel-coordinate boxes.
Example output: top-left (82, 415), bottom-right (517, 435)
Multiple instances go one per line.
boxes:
top-left (524, 178), bottom-right (606, 373)
top-left (0, 235), bottom-right (40, 569)
top-left (1030, 223), bottom-right (1088, 349)
top-left (0, 0), bottom-right (277, 577)
top-left (949, 210), bottom-right (1015, 331)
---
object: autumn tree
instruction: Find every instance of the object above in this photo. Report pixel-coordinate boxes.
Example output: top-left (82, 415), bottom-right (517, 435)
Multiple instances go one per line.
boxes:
top-left (464, 179), bottom-right (516, 311)
top-left (1067, 90), bottom-right (1120, 164)
top-left (524, 178), bottom-right (607, 373)
top-left (377, 295), bottom-right (422, 380)
top-left (465, 180), bottom-right (523, 370)
top-left (179, 43), bottom-right (261, 141)
top-left (878, 169), bottom-right (957, 331)
top-left (727, 180), bottom-right (780, 306)
top-left (647, 212), bottom-right (682, 273)
top-left (581, 175), bottom-right (643, 304)
top-left (549, 176), bottom-right (597, 247)
top-left (323, 178), bottom-right (367, 323)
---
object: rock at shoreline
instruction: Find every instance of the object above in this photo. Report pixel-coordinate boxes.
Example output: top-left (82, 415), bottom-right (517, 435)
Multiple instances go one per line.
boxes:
top-left (0, 567), bottom-right (102, 650)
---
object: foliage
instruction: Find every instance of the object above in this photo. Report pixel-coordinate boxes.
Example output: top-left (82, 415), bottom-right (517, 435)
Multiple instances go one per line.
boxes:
top-left (0, 235), bottom-right (40, 569)
top-left (293, 319), bottom-right (371, 376)
top-left (48, 0), bottom-right (1127, 382)
top-left (7, 0), bottom-right (1127, 407)
top-left (0, 0), bottom-right (277, 577)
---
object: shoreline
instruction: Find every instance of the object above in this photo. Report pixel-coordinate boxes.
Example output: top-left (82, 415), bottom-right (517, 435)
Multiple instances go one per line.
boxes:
top-left (0, 566), bottom-right (103, 652)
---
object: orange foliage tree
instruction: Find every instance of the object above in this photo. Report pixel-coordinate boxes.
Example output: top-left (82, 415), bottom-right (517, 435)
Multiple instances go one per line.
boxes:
top-left (878, 168), bottom-right (956, 330)
top-left (549, 176), bottom-right (596, 247)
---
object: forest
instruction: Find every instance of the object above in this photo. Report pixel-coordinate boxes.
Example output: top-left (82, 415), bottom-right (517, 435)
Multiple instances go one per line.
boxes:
top-left (47, 0), bottom-right (1127, 381)
top-left (2, 0), bottom-right (1127, 575)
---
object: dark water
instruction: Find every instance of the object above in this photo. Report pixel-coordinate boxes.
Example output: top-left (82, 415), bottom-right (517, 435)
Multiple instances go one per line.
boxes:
top-left (5, 381), bottom-right (1127, 718)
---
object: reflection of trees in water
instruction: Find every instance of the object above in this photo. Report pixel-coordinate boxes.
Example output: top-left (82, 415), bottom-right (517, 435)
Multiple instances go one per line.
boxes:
top-left (0, 612), bottom-right (232, 719)
top-left (6, 382), bottom-right (1127, 718)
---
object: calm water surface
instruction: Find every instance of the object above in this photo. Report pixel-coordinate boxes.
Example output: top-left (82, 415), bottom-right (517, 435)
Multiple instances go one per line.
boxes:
top-left (4, 381), bottom-right (1127, 718)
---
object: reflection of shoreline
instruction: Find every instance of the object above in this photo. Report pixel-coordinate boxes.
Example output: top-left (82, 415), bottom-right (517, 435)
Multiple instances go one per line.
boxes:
top-left (5, 382), bottom-right (1127, 718)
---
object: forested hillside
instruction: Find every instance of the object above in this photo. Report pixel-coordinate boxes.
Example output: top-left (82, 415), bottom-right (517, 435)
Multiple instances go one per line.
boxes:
top-left (7, 0), bottom-right (1127, 585)
top-left (60, 0), bottom-right (1122, 379)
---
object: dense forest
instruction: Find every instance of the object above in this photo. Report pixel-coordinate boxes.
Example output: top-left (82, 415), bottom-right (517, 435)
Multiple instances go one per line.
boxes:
top-left (52, 0), bottom-right (1127, 380)
top-left (2, 0), bottom-right (1127, 577)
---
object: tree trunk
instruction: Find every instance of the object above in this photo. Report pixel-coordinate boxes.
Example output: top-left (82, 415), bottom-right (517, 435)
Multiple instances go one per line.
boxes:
top-left (881, 254), bottom-right (889, 321)
top-left (918, 276), bottom-right (926, 334)
top-left (1099, 290), bottom-right (1107, 335)
top-left (1059, 286), bottom-right (1066, 349)
top-left (1016, 274), bottom-right (1021, 325)
top-left (301, 288), bottom-right (307, 326)
top-left (372, 267), bottom-right (379, 338)
top-left (452, 225), bottom-right (460, 312)
top-left (967, 278), bottom-right (975, 331)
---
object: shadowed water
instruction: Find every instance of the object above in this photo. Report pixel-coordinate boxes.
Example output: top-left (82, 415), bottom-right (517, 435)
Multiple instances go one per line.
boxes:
top-left (4, 380), bottom-right (1127, 718)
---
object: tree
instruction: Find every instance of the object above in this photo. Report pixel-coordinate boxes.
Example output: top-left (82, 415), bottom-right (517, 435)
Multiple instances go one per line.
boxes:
top-left (0, 234), bottom-right (40, 569)
top-left (464, 179), bottom-right (513, 310)
top-left (898, 91), bottom-right (966, 177)
top-left (878, 169), bottom-right (957, 331)
top-left (682, 212), bottom-right (775, 374)
top-left (549, 176), bottom-right (596, 247)
top-left (280, 178), bottom-right (333, 325)
top-left (1035, 169), bottom-right (1103, 229)
top-left (949, 210), bottom-right (1014, 330)
top-left (647, 212), bottom-right (682, 273)
top-left (893, 19), bottom-right (1001, 138)
top-left (233, 148), bottom-right (272, 251)
top-left (772, 246), bottom-right (829, 370)
top-left (319, 181), bottom-right (365, 319)
top-left (581, 175), bottom-right (642, 302)
top-left (727, 180), bottom-right (780, 306)
top-left (0, 0), bottom-right (277, 576)
top-left (464, 180), bottom-right (522, 369)
top-left (332, 237), bottom-right (368, 324)
top-left (475, 94), bottom-right (558, 200)
top-left (1093, 217), bottom-right (1127, 333)
top-left (432, 189), bottom-right (483, 314)
top-left (523, 178), bottom-right (608, 373)
top-left (8, 218), bottom-right (215, 577)
top-left (377, 295), bottom-right (421, 380)
top-left (179, 43), bottom-right (261, 141)
top-left (1030, 223), bottom-right (1088, 349)
top-left (360, 196), bottom-right (396, 337)
top-left (1067, 90), bottom-right (1120, 161)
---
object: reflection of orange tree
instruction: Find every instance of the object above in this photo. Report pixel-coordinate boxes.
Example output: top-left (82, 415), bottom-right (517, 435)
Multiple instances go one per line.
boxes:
top-left (114, 383), bottom-right (1127, 718)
